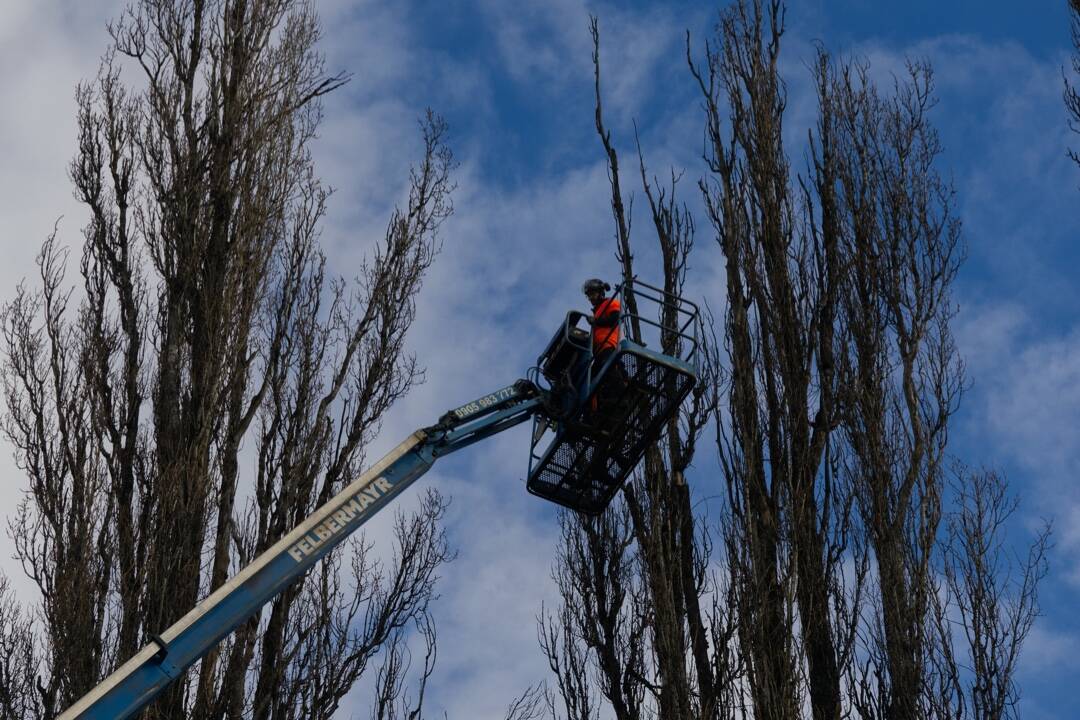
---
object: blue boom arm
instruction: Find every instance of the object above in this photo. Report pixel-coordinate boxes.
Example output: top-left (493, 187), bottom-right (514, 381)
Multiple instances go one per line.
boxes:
top-left (59, 381), bottom-right (542, 720)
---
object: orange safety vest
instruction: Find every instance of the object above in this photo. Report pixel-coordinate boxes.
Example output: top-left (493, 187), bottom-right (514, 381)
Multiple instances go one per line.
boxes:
top-left (591, 297), bottom-right (622, 353)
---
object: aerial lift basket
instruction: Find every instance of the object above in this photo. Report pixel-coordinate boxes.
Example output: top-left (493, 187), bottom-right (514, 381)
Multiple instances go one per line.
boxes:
top-left (526, 279), bottom-right (700, 514)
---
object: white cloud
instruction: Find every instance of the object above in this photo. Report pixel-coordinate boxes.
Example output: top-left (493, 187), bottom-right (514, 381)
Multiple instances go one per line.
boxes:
top-left (954, 301), bottom-right (1080, 507)
top-left (477, 0), bottom-right (593, 92)
top-left (983, 330), bottom-right (1080, 483)
top-left (1019, 619), bottom-right (1080, 677)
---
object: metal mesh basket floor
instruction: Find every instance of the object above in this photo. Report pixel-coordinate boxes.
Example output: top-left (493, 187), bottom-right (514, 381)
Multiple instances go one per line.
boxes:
top-left (526, 349), bottom-right (695, 514)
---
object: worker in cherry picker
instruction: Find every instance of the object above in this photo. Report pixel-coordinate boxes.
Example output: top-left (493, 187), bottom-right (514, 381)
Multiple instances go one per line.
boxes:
top-left (582, 278), bottom-right (626, 420)
top-left (583, 278), bottom-right (621, 365)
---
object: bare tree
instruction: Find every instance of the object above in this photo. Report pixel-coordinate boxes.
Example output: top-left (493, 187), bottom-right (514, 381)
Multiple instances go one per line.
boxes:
top-left (0, 577), bottom-right (38, 719)
top-left (927, 468), bottom-right (1050, 720)
top-left (0, 1), bottom-right (455, 718)
top-left (544, 4), bottom-right (1050, 720)
top-left (690, 4), bottom-right (863, 719)
top-left (369, 611), bottom-right (438, 720)
top-left (540, 598), bottom-right (601, 720)
top-left (819, 52), bottom-right (963, 720)
top-left (540, 15), bottom-right (726, 720)
top-left (778, 21), bottom-right (1048, 720)
top-left (503, 684), bottom-right (548, 720)
top-left (540, 500), bottom-right (647, 720)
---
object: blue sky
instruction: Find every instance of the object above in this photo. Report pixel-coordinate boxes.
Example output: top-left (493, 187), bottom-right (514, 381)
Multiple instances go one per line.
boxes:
top-left (1, 1), bottom-right (1078, 717)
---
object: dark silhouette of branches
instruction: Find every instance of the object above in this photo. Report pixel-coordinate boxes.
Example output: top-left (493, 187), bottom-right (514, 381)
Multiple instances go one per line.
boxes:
top-left (691, 4), bottom-right (856, 718)
top-left (540, 502), bottom-right (646, 720)
top-left (544, 4), bottom-right (1050, 720)
top-left (821, 53), bottom-right (963, 720)
top-left (0, 577), bottom-right (38, 719)
top-left (541, 15), bottom-right (726, 720)
top-left (928, 468), bottom-right (1050, 720)
top-left (0, 2), bottom-right (455, 719)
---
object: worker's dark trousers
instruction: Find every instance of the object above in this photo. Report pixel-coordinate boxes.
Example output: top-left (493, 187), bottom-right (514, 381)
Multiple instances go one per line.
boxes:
top-left (591, 348), bottom-right (627, 409)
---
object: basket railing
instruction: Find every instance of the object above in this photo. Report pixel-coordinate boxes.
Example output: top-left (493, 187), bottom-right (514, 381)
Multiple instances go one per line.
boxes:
top-left (616, 277), bottom-right (701, 368)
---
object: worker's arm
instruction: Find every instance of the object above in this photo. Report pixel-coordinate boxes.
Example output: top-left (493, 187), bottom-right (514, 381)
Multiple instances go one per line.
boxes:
top-left (592, 310), bottom-right (620, 327)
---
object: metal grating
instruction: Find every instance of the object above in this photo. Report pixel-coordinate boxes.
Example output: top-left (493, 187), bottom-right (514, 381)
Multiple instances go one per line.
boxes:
top-left (526, 349), bottom-right (695, 514)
